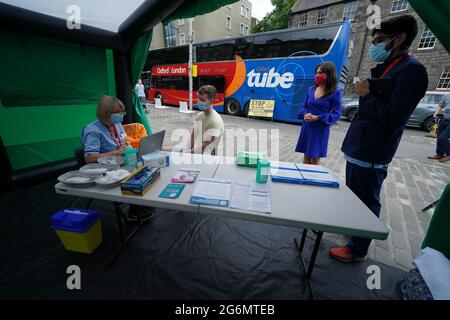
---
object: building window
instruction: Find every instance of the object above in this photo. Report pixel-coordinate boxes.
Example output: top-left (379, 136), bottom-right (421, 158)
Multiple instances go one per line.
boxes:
top-left (179, 19), bottom-right (184, 26)
top-left (317, 8), bottom-right (328, 24)
top-left (164, 21), bottom-right (176, 47)
top-left (226, 16), bottom-right (232, 30)
top-left (390, 0), bottom-right (408, 13)
top-left (245, 7), bottom-right (250, 19)
top-left (437, 67), bottom-right (450, 90)
top-left (241, 4), bottom-right (245, 16)
top-left (240, 23), bottom-right (245, 35)
top-left (245, 25), bottom-right (249, 35)
top-left (298, 13), bottom-right (308, 27)
top-left (191, 30), bottom-right (195, 42)
top-left (342, 1), bottom-right (357, 21)
top-left (418, 27), bottom-right (437, 50)
top-left (179, 33), bottom-right (186, 45)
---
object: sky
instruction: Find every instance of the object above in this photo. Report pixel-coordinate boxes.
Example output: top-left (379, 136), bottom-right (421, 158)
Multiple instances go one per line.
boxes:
top-left (248, 0), bottom-right (275, 21)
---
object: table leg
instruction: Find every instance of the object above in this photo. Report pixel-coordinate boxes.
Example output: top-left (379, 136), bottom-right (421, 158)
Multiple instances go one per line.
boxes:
top-left (114, 202), bottom-right (126, 244)
top-left (294, 229), bottom-right (324, 300)
top-left (109, 203), bottom-right (145, 267)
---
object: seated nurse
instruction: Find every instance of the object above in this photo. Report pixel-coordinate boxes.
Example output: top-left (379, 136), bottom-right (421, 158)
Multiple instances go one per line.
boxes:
top-left (81, 95), bottom-right (127, 163)
top-left (295, 61), bottom-right (342, 165)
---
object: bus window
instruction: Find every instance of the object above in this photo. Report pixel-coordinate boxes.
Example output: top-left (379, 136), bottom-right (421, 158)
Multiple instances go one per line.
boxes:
top-left (288, 26), bottom-right (338, 56)
top-left (196, 40), bottom-right (235, 62)
top-left (146, 45), bottom-right (189, 69)
top-left (248, 25), bottom-right (339, 59)
top-left (197, 76), bottom-right (225, 93)
top-left (233, 38), bottom-right (252, 59)
top-left (160, 76), bottom-right (189, 90)
top-left (248, 33), bottom-right (290, 59)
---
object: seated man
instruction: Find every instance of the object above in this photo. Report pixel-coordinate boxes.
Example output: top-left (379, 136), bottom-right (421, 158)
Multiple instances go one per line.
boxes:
top-left (163, 85), bottom-right (224, 155)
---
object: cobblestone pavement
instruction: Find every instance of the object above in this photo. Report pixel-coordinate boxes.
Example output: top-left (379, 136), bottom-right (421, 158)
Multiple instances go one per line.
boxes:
top-left (147, 106), bottom-right (450, 271)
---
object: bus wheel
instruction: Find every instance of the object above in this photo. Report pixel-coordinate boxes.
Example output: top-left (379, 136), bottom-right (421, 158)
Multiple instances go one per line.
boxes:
top-left (243, 101), bottom-right (250, 117)
top-left (225, 98), bottom-right (241, 116)
top-left (155, 92), bottom-right (164, 106)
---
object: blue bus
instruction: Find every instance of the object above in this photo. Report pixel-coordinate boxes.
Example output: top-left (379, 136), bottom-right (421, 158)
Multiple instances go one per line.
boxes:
top-left (146, 21), bottom-right (352, 124)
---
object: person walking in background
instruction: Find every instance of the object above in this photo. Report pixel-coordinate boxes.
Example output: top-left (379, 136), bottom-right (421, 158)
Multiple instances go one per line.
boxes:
top-left (295, 61), bottom-right (342, 165)
top-left (330, 15), bottom-right (428, 262)
top-left (135, 79), bottom-right (148, 112)
top-left (428, 92), bottom-right (450, 163)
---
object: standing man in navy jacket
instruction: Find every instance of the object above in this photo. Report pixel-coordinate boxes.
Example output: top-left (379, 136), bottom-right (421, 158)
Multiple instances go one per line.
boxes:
top-left (330, 15), bottom-right (428, 262)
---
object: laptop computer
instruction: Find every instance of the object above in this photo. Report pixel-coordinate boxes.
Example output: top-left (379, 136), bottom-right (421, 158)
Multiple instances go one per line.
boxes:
top-left (138, 130), bottom-right (165, 157)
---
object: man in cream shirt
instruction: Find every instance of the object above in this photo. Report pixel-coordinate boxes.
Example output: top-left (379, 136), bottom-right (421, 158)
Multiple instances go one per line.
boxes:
top-left (163, 85), bottom-right (224, 155)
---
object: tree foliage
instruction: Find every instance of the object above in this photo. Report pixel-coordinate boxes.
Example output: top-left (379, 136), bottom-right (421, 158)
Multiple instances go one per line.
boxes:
top-left (252, 0), bottom-right (298, 33)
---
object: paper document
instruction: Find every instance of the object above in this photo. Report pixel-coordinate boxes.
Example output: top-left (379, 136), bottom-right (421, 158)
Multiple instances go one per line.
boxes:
top-left (189, 177), bottom-right (231, 207)
top-left (295, 163), bottom-right (329, 173)
top-left (300, 170), bottom-right (339, 184)
top-left (231, 181), bottom-right (271, 213)
top-left (270, 167), bottom-right (303, 180)
top-left (171, 168), bottom-right (200, 183)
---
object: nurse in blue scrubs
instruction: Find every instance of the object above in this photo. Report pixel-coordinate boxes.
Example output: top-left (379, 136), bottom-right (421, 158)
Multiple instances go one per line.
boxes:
top-left (295, 61), bottom-right (342, 165)
top-left (81, 96), bottom-right (127, 163)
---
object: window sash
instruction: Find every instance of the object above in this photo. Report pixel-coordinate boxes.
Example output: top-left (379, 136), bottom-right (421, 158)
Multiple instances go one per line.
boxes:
top-left (390, 0), bottom-right (408, 13)
top-left (437, 67), bottom-right (450, 89)
top-left (418, 27), bottom-right (437, 49)
top-left (343, 1), bottom-right (357, 21)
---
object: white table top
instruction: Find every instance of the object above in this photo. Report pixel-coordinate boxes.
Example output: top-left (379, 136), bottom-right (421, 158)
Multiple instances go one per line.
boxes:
top-left (55, 153), bottom-right (221, 213)
top-left (199, 157), bottom-right (389, 240)
top-left (55, 154), bottom-right (389, 240)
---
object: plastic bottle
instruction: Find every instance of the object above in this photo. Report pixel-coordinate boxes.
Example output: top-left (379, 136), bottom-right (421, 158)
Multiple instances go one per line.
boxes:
top-left (256, 159), bottom-right (270, 184)
top-left (124, 144), bottom-right (138, 168)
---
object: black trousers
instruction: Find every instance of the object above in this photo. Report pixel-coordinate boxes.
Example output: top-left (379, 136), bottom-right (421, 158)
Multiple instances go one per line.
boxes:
top-left (345, 161), bottom-right (388, 256)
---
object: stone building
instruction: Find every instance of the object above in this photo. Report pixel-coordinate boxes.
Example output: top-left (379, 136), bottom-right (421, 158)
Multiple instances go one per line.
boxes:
top-left (150, 0), bottom-right (252, 49)
top-left (289, 0), bottom-right (450, 91)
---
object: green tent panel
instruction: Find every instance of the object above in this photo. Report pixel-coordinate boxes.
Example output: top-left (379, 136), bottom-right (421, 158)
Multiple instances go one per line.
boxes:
top-left (408, 0), bottom-right (450, 53)
top-left (0, 0), bottom-right (241, 183)
top-left (0, 30), bottom-right (116, 170)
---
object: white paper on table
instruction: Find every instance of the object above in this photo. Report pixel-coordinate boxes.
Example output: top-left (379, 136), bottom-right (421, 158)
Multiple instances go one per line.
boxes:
top-left (299, 170), bottom-right (338, 183)
top-left (269, 161), bottom-right (298, 170)
top-left (270, 167), bottom-right (302, 179)
top-left (231, 180), bottom-right (271, 213)
top-left (230, 181), bottom-right (251, 210)
top-left (295, 163), bottom-right (329, 173)
top-left (191, 177), bottom-right (231, 200)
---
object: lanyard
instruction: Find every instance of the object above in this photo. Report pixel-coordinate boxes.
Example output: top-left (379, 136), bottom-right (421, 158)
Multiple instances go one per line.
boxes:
top-left (380, 53), bottom-right (408, 78)
top-left (111, 125), bottom-right (122, 150)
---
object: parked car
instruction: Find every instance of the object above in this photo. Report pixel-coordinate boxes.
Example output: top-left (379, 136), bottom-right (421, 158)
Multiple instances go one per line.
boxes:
top-left (341, 91), bottom-right (448, 131)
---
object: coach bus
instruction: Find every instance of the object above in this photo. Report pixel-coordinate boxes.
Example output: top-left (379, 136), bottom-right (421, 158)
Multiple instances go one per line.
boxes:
top-left (145, 20), bottom-right (352, 123)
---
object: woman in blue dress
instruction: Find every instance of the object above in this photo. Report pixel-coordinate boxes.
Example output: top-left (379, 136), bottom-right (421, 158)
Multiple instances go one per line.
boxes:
top-left (295, 61), bottom-right (342, 165)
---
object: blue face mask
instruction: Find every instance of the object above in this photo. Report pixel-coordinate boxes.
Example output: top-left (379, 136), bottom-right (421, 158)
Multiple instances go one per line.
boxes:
top-left (197, 101), bottom-right (207, 111)
top-left (368, 36), bottom-right (398, 63)
top-left (110, 113), bottom-right (123, 124)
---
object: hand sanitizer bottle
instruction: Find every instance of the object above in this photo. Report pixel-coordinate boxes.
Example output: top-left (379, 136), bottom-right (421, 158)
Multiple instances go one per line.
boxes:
top-left (256, 159), bottom-right (270, 184)
top-left (124, 143), bottom-right (138, 168)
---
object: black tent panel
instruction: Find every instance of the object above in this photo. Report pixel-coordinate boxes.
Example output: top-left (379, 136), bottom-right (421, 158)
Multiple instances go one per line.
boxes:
top-left (0, 2), bottom-right (125, 50)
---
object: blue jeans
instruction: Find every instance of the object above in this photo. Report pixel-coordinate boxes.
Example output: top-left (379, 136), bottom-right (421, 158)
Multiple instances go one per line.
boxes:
top-left (437, 119), bottom-right (450, 156)
top-left (345, 161), bottom-right (387, 256)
